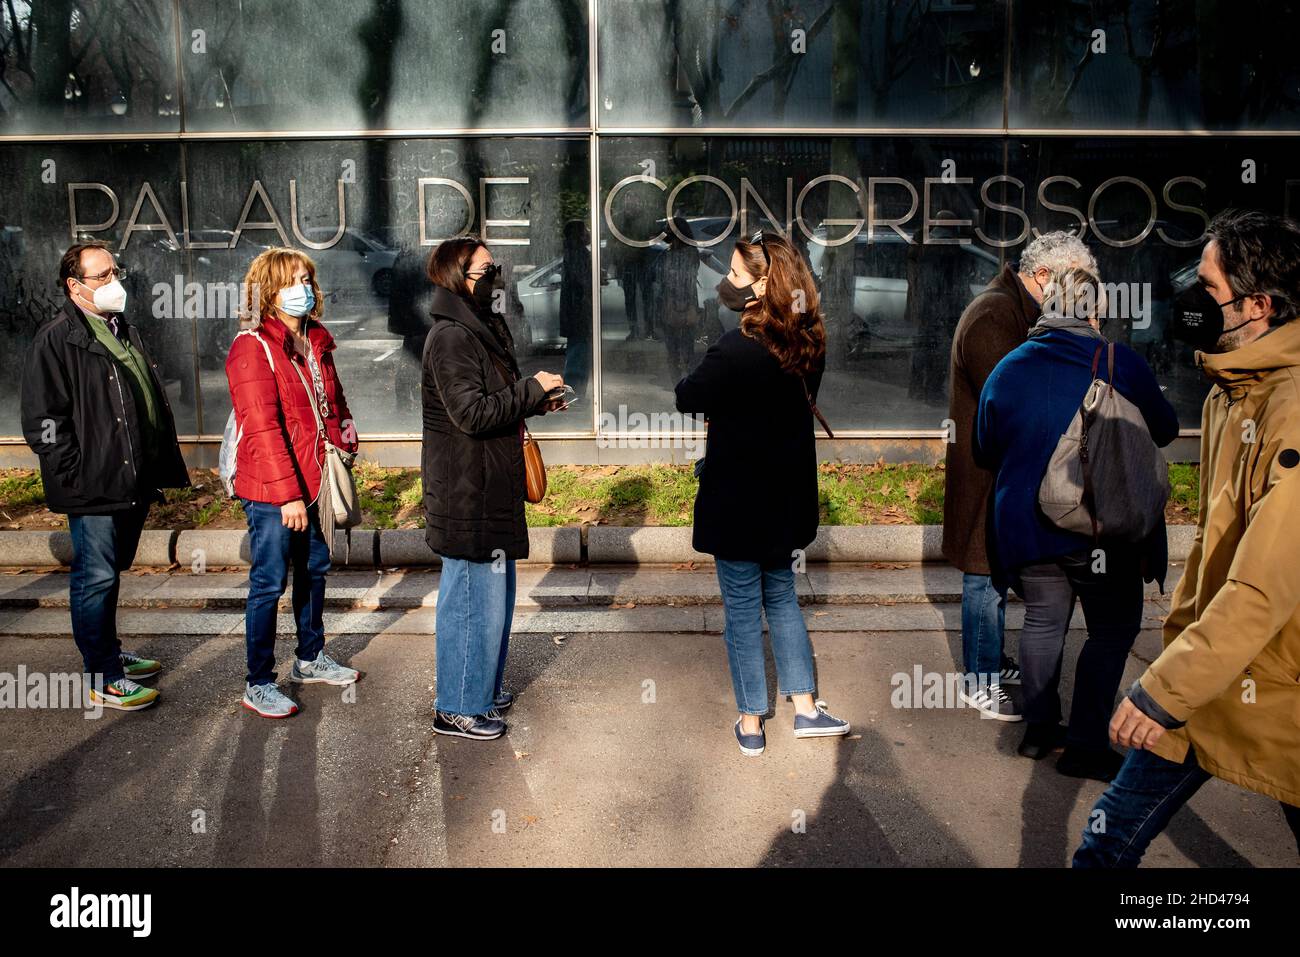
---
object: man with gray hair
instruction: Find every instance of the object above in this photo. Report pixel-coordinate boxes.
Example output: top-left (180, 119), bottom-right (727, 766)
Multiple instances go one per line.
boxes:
top-left (943, 230), bottom-right (1098, 722)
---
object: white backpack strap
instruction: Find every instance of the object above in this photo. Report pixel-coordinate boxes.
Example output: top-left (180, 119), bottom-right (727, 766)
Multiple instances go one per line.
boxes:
top-left (235, 328), bottom-right (277, 371)
top-left (230, 329), bottom-right (281, 437)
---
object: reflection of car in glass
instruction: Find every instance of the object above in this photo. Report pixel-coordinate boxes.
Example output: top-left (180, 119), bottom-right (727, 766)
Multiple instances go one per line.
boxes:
top-left (516, 214), bottom-right (1204, 361)
top-left (515, 232), bottom-right (728, 351)
top-left (804, 232), bottom-right (1000, 354)
top-left (610, 215), bottom-right (1000, 353)
top-left (1090, 218), bottom-right (1203, 348)
top-left (299, 227), bottom-right (399, 299)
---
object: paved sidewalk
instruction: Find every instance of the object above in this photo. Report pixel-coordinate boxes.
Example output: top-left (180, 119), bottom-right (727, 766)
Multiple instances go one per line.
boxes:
top-left (4, 561), bottom-right (1285, 869)
top-left (0, 622), bottom-right (1291, 867)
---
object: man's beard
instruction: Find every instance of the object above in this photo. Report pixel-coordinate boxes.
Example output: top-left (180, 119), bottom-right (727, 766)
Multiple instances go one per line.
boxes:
top-left (1214, 308), bottom-right (1255, 352)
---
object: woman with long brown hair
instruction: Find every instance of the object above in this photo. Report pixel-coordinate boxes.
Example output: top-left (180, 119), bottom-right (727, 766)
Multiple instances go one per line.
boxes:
top-left (676, 230), bottom-right (850, 757)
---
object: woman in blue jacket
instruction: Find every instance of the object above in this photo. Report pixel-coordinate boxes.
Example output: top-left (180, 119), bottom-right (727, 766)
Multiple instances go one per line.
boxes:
top-left (975, 266), bottom-right (1179, 782)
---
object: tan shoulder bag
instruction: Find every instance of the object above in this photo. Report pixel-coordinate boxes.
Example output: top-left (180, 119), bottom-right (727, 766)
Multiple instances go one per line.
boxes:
top-left (486, 350), bottom-right (547, 504)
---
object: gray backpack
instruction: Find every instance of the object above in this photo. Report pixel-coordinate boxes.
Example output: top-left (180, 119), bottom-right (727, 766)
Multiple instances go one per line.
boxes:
top-left (1038, 342), bottom-right (1169, 542)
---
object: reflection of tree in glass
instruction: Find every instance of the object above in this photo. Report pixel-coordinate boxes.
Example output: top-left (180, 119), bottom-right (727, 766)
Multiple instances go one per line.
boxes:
top-left (1021, 0), bottom-right (1300, 128)
top-left (722, 1), bottom-right (833, 120)
top-left (2, 0), bottom-right (172, 122)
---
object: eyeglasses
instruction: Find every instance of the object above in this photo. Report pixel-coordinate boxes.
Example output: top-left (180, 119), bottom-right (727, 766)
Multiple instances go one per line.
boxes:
top-left (80, 264), bottom-right (126, 284)
top-left (466, 262), bottom-right (499, 280)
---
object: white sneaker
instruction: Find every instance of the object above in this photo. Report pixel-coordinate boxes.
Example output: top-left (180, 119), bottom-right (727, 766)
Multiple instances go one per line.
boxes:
top-left (242, 682), bottom-right (299, 718)
top-left (290, 651), bottom-right (359, 686)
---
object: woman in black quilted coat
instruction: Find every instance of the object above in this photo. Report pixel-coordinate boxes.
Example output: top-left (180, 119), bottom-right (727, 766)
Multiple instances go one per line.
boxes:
top-left (421, 237), bottom-right (564, 742)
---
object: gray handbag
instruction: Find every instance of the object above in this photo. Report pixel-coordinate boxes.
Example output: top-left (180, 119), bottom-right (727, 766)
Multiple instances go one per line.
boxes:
top-left (1038, 342), bottom-right (1169, 542)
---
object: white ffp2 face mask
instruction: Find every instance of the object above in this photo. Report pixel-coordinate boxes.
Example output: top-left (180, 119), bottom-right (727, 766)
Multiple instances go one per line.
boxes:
top-left (83, 278), bottom-right (127, 314)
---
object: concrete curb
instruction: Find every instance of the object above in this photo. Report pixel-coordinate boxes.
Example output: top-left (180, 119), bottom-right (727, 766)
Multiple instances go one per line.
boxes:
top-left (376, 527), bottom-right (581, 567)
top-left (0, 524), bottom-right (1196, 567)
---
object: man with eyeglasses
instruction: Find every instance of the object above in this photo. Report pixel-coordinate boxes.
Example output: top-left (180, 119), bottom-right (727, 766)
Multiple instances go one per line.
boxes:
top-left (20, 242), bottom-right (191, 711)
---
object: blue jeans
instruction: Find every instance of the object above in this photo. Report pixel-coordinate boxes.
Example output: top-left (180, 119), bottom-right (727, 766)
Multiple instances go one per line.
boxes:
top-left (715, 560), bottom-right (816, 716)
top-left (434, 556), bottom-right (515, 716)
top-left (68, 503), bottom-right (150, 686)
top-left (961, 572), bottom-right (1006, 679)
top-left (241, 499), bottom-right (331, 686)
top-left (1073, 744), bottom-right (1300, 866)
top-left (563, 339), bottom-right (591, 396)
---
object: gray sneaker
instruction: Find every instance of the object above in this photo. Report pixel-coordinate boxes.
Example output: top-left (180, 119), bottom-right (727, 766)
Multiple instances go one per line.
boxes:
top-left (291, 651), bottom-right (359, 686)
top-left (959, 684), bottom-right (1023, 722)
top-left (242, 682), bottom-right (299, 718)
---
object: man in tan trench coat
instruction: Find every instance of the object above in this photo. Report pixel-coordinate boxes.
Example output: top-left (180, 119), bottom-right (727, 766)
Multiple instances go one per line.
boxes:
top-left (1075, 210), bottom-right (1300, 867)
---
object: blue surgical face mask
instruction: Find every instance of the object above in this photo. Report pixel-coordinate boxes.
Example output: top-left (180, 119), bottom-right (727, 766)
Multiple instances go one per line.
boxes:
top-left (278, 283), bottom-right (315, 318)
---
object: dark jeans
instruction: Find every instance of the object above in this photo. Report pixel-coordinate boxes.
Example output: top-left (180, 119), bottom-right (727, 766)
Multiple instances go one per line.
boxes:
top-left (663, 324), bottom-right (695, 380)
top-left (563, 338), bottom-right (591, 397)
top-left (68, 502), bottom-right (150, 685)
top-left (240, 498), bottom-right (331, 686)
top-left (1074, 744), bottom-right (1300, 866)
top-left (622, 262), bottom-right (652, 336)
top-left (1012, 549), bottom-right (1143, 750)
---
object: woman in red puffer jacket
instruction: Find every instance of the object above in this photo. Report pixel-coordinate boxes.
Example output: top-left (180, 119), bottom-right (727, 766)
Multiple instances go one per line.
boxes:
top-left (226, 247), bottom-right (361, 719)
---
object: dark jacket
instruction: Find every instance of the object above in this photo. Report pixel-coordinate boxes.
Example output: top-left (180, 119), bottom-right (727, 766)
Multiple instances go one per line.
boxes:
top-left (942, 264), bottom-right (1040, 574)
top-left (20, 299), bottom-right (190, 514)
top-left (675, 328), bottom-right (823, 567)
top-left (559, 242), bottom-right (592, 344)
top-left (974, 328), bottom-right (1179, 581)
top-left (421, 286), bottom-right (547, 562)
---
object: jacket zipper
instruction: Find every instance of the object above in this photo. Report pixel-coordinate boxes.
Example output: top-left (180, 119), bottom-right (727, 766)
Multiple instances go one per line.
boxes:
top-left (111, 368), bottom-right (139, 490)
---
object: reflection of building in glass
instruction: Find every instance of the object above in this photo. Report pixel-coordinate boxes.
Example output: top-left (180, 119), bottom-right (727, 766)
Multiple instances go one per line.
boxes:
top-left (1, 1), bottom-right (1297, 464)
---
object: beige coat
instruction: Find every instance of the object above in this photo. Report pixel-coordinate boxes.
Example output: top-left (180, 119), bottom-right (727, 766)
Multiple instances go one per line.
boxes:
top-left (1141, 319), bottom-right (1300, 807)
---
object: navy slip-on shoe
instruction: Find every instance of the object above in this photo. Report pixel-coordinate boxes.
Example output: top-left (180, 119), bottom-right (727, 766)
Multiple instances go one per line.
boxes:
top-left (793, 701), bottom-right (851, 738)
top-left (734, 717), bottom-right (765, 756)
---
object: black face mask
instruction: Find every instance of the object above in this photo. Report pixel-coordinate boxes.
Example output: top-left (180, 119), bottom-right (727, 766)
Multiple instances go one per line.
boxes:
top-left (715, 277), bottom-right (757, 313)
top-left (470, 262), bottom-right (504, 315)
top-left (1171, 283), bottom-right (1253, 353)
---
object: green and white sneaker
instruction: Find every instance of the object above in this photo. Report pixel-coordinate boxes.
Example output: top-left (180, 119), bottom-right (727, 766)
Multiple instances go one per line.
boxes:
top-left (291, 651), bottom-right (359, 686)
top-left (89, 678), bottom-right (160, 712)
top-left (120, 651), bottom-right (162, 680)
top-left (242, 682), bottom-right (299, 719)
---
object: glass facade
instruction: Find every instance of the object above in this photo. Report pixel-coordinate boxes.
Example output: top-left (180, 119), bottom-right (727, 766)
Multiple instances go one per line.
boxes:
top-left (2, 1), bottom-right (1298, 446)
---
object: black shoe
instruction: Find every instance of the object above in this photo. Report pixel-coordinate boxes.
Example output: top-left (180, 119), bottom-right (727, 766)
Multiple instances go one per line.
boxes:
top-left (433, 710), bottom-right (506, 740)
top-left (493, 690), bottom-right (515, 712)
top-left (1057, 746), bottom-right (1124, 782)
top-left (1018, 722), bottom-right (1068, 760)
top-left (999, 655), bottom-right (1022, 686)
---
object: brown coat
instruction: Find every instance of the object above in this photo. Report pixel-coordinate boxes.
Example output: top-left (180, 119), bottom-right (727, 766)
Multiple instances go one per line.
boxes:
top-left (1141, 320), bottom-right (1300, 808)
top-left (941, 264), bottom-right (1039, 574)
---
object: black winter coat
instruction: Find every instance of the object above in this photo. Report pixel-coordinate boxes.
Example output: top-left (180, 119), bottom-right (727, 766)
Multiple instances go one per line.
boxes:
top-left (675, 328), bottom-right (824, 567)
top-left (20, 300), bottom-right (190, 514)
top-left (421, 286), bottom-right (547, 562)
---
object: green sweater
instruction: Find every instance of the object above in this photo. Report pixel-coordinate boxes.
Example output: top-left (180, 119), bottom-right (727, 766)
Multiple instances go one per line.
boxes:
top-left (84, 312), bottom-right (165, 470)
